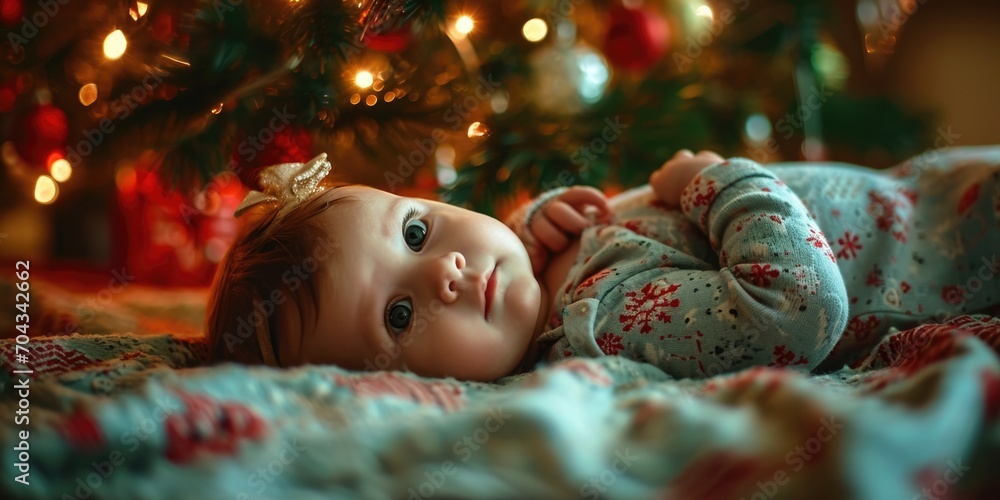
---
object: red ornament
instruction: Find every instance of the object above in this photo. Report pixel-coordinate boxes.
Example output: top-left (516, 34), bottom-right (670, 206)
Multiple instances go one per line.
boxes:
top-left (362, 25), bottom-right (412, 53)
top-left (115, 154), bottom-right (244, 287)
top-left (602, 4), bottom-right (671, 72)
top-left (0, 0), bottom-right (23, 27)
top-left (12, 103), bottom-right (68, 166)
top-left (231, 126), bottom-right (314, 190)
top-left (151, 13), bottom-right (175, 43)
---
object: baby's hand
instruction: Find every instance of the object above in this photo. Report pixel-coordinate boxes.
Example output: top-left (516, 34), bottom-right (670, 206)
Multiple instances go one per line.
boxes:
top-left (650, 150), bottom-right (725, 207)
top-left (525, 186), bottom-right (611, 273)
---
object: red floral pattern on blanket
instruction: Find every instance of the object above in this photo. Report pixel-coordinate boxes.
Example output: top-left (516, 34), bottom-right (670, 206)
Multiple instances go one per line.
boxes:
top-left (3, 340), bottom-right (99, 376)
top-left (165, 392), bottom-right (268, 464)
top-left (854, 315), bottom-right (1000, 391)
top-left (333, 372), bottom-right (467, 411)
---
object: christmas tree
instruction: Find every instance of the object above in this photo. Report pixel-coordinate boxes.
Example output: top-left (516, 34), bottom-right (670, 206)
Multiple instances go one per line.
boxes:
top-left (2, 0), bottom-right (932, 219)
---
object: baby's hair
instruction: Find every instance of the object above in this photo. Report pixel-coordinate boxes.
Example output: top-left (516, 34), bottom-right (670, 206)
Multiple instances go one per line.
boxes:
top-left (206, 183), bottom-right (354, 366)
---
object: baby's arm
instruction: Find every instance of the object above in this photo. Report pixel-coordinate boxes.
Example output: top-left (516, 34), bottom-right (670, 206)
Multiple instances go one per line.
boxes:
top-left (546, 152), bottom-right (850, 378)
top-left (505, 187), bottom-right (611, 274)
top-left (667, 152), bottom-right (849, 372)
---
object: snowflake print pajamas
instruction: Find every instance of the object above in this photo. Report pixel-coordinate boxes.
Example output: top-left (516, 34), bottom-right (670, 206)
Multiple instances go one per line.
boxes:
top-left (516, 147), bottom-right (1000, 379)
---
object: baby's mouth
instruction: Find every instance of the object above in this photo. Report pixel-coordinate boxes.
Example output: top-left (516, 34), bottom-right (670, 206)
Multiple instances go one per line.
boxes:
top-left (484, 264), bottom-right (497, 320)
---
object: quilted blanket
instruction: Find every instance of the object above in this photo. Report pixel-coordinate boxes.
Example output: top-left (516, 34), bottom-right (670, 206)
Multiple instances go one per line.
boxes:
top-left (2, 315), bottom-right (999, 499)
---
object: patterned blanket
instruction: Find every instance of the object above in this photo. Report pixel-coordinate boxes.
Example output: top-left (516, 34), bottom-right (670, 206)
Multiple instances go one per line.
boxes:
top-left (1, 315), bottom-right (999, 499)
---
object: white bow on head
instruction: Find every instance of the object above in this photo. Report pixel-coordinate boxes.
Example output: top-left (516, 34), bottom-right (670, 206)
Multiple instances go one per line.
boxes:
top-left (234, 152), bottom-right (333, 218)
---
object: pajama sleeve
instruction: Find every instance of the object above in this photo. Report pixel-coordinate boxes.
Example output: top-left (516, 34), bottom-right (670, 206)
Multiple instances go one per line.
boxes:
top-left (540, 158), bottom-right (850, 379)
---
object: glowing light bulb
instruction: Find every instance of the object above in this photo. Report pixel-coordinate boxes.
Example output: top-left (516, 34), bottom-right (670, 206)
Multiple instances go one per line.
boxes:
top-left (695, 5), bottom-right (713, 20)
top-left (34, 175), bottom-right (58, 204)
top-left (522, 18), bottom-right (547, 42)
top-left (355, 70), bottom-right (374, 88)
top-left (50, 159), bottom-right (72, 182)
top-left (103, 30), bottom-right (127, 60)
top-left (455, 15), bottom-right (474, 35)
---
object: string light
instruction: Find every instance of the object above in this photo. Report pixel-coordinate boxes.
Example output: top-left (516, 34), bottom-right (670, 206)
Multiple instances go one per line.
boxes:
top-left (103, 30), bottom-right (127, 60)
top-left (130, 2), bottom-right (149, 20)
top-left (34, 175), bottom-right (58, 204)
top-left (522, 18), bottom-right (547, 42)
top-left (455, 15), bottom-right (474, 35)
top-left (354, 70), bottom-right (374, 88)
top-left (50, 158), bottom-right (72, 182)
top-left (211, 103), bottom-right (224, 114)
top-left (79, 83), bottom-right (98, 106)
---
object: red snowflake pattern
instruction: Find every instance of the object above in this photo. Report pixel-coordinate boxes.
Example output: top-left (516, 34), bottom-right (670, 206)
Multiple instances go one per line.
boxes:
top-left (941, 285), bottom-right (966, 305)
top-left (576, 269), bottom-right (613, 294)
top-left (846, 315), bottom-right (881, 342)
top-left (866, 189), bottom-right (912, 243)
top-left (865, 266), bottom-right (884, 287)
top-left (768, 345), bottom-right (809, 367)
top-left (806, 228), bottom-right (836, 263)
top-left (739, 263), bottom-right (780, 288)
top-left (836, 231), bottom-right (863, 260)
top-left (619, 282), bottom-right (682, 334)
top-left (622, 219), bottom-right (650, 238)
top-left (597, 332), bottom-right (624, 355)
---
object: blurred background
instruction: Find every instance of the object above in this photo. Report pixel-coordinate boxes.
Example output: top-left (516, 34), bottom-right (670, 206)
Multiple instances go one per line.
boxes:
top-left (0, 0), bottom-right (998, 288)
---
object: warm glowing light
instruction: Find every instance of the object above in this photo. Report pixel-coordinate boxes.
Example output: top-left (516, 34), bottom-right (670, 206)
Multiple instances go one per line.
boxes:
top-left (79, 83), bottom-right (98, 106)
top-left (50, 159), bottom-right (72, 182)
top-left (455, 15), bottom-right (474, 35)
top-left (103, 30), bottom-right (127, 60)
top-left (34, 175), bottom-right (58, 204)
top-left (130, 2), bottom-right (148, 20)
top-left (467, 121), bottom-right (490, 139)
top-left (211, 103), bottom-right (224, 114)
top-left (365, 95), bottom-right (377, 106)
top-left (116, 166), bottom-right (137, 193)
top-left (695, 5), bottom-right (713, 20)
top-left (354, 70), bottom-right (374, 88)
top-left (522, 18), bottom-right (547, 42)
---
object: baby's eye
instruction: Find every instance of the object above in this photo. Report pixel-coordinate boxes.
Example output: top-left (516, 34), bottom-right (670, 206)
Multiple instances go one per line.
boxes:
top-left (386, 298), bottom-right (413, 335)
top-left (403, 219), bottom-right (428, 251)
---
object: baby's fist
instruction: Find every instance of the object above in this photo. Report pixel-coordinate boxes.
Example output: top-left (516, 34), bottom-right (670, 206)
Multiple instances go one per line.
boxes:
top-left (650, 150), bottom-right (724, 207)
top-left (525, 186), bottom-right (611, 273)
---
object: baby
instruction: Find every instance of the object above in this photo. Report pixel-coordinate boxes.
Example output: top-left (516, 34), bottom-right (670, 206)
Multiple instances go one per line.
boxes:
top-left (206, 148), bottom-right (1000, 381)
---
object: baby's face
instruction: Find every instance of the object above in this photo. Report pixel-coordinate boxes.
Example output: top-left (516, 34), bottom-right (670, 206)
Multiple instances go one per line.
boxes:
top-left (281, 186), bottom-right (543, 381)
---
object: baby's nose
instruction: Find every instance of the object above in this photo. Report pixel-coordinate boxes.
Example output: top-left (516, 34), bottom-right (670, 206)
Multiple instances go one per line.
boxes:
top-left (434, 252), bottom-right (466, 303)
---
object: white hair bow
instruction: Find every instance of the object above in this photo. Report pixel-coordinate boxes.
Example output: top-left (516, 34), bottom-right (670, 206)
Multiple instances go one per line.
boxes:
top-left (234, 153), bottom-right (333, 218)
